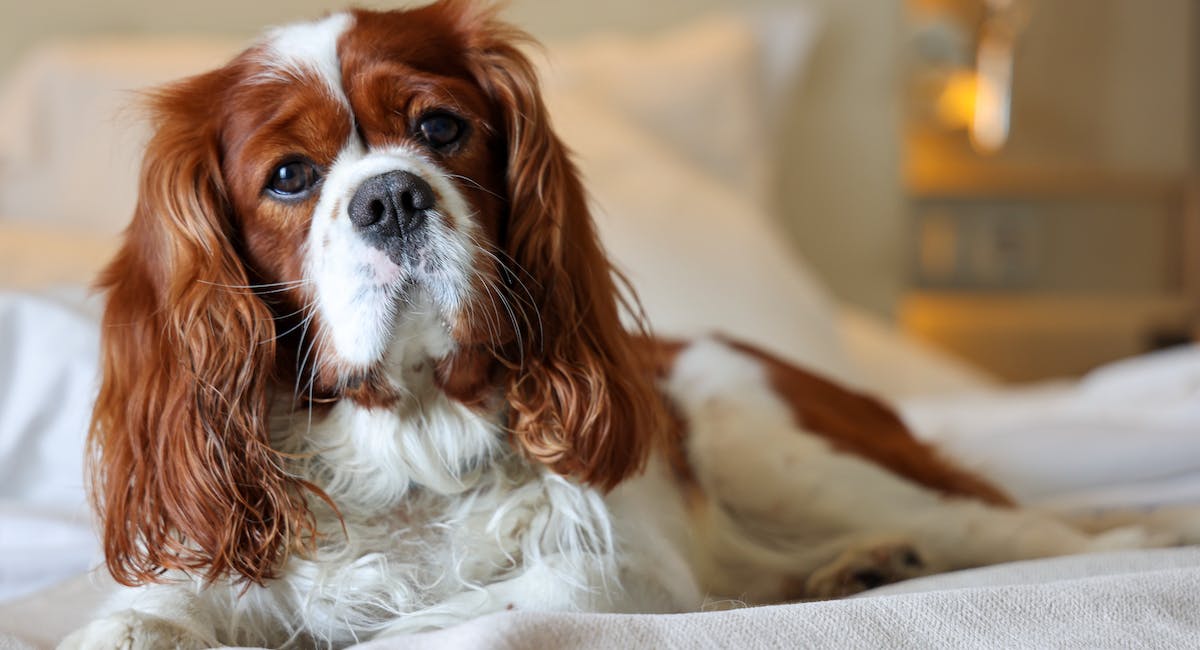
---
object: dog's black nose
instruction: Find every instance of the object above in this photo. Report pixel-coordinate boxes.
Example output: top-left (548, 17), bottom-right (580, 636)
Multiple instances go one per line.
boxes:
top-left (348, 170), bottom-right (436, 242)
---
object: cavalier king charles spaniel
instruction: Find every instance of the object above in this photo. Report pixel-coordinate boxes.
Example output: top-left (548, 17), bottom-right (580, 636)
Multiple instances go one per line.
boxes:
top-left (62, 2), bottom-right (1186, 647)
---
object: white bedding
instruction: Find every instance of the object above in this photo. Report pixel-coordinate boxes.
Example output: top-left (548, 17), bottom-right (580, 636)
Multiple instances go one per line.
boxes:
top-left (0, 291), bottom-right (102, 604)
top-left (2, 7), bottom-right (1200, 649)
top-left (903, 347), bottom-right (1200, 509)
top-left (4, 548), bottom-right (1200, 649)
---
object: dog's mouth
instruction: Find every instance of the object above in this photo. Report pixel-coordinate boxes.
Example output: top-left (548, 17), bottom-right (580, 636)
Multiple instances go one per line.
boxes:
top-left (314, 235), bottom-right (471, 380)
top-left (358, 246), bottom-right (406, 287)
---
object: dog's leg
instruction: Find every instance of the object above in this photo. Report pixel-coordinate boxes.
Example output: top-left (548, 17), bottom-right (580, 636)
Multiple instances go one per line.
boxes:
top-left (370, 554), bottom-right (629, 638)
top-left (687, 498), bottom-right (942, 603)
top-left (682, 418), bottom-right (1169, 602)
top-left (59, 610), bottom-right (209, 650)
top-left (1061, 505), bottom-right (1200, 544)
top-left (665, 339), bottom-right (1172, 604)
top-left (897, 499), bottom-right (1176, 571)
top-left (58, 585), bottom-right (218, 650)
top-left (799, 534), bottom-right (930, 599)
top-left (58, 575), bottom-right (312, 649)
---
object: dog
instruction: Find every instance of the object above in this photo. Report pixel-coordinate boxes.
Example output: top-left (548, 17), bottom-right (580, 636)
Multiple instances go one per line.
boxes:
top-left (61, 2), bottom-right (1183, 647)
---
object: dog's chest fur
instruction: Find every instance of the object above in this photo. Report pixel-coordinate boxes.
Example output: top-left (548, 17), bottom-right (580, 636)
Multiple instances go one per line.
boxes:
top-left (249, 332), bottom-right (622, 644)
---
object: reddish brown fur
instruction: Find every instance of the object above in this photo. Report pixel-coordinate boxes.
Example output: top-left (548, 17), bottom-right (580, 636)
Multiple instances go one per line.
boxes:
top-left (440, 4), bottom-right (666, 490)
top-left (718, 338), bottom-right (1013, 506)
top-left (90, 63), bottom-right (324, 588)
top-left (636, 337), bottom-right (1011, 507)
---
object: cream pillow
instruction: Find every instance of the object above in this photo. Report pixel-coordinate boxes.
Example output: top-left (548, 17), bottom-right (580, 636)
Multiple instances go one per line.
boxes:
top-left (550, 91), bottom-right (857, 384)
top-left (0, 38), bottom-right (241, 233)
top-left (0, 224), bottom-right (116, 289)
top-left (540, 7), bottom-right (819, 208)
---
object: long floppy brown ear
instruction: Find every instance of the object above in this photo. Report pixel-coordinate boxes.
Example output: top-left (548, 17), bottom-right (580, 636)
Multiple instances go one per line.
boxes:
top-left (464, 15), bottom-right (666, 490)
top-left (88, 69), bottom-right (314, 586)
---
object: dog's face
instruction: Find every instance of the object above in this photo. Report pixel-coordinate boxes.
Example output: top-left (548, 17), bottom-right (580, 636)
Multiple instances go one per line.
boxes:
top-left (216, 8), bottom-right (512, 393)
top-left (90, 1), bottom-right (663, 587)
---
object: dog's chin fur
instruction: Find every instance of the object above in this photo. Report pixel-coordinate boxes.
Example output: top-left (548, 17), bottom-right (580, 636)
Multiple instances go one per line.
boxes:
top-left (63, 3), bottom-right (1200, 649)
top-left (305, 145), bottom-right (479, 376)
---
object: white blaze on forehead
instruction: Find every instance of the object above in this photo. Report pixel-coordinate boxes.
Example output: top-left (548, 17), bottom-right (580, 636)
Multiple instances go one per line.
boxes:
top-left (259, 12), bottom-right (353, 103)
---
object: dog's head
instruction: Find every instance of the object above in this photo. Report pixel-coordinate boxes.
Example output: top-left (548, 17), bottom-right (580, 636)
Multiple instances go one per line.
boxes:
top-left (90, 1), bottom-right (662, 586)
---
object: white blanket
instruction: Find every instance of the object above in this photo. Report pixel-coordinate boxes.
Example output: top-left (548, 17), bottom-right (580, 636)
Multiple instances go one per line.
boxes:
top-left (901, 346), bottom-right (1200, 509)
top-left (0, 292), bottom-right (101, 604)
top-left (4, 548), bottom-right (1200, 648)
top-left (376, 548), bottom-right (1200, 649)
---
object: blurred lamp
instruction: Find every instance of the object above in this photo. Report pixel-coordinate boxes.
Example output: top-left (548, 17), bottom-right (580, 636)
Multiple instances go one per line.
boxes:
top-left (969, 0), bottom-right (1030, 153)
top-left (914, 0), bottom-right (1031, 155)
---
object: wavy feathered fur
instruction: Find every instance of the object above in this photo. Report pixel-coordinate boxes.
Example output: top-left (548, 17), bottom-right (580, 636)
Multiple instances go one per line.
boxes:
top-left (459, 10), bottom-right (666, 490)
top-left (89, 67), bottom-right (320, 587)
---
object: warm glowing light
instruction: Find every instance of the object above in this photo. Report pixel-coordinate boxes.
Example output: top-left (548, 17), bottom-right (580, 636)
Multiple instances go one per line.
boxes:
top-left (933, 62), bottom-right (1011, 156)
top-left (935, 70), bottom-right (978, 131)
top-left (923, 0), bottom-right (1027, 155)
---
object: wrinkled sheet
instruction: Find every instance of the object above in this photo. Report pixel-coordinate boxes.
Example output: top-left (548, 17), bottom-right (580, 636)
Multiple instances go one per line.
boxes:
top-left (0, 291), bottom-right (102, 604)
top-left (4, 549), bottom-right (1200, 648)
top-left (356, 548), bottom-right (1200, 650)
top-left (900, 344), bottom-right (1200, 509)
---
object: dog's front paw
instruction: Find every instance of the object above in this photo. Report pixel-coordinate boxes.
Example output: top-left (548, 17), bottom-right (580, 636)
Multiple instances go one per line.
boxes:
top-left (803, 537), bottom-right (933, 599)
top-left (58, 610), bottom-right (208, 650)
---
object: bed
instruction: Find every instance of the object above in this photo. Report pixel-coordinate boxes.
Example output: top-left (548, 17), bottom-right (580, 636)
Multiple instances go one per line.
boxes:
top-left (2, 9), bottom-right (1200, 648)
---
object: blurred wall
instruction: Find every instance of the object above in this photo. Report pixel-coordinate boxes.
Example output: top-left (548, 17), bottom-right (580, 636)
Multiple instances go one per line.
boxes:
top-left (903, 0), bottom-right (1199, 379)
top-left (776, 1), bottom-right (904, 317)
top-left (0, 0), bottom-right (906, 317)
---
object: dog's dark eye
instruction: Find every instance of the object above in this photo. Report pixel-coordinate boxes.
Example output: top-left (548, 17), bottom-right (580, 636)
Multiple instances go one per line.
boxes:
top-left (418, 113), bottom-right (464, 148)
top-left (268, 161), bottom-right (321, 197)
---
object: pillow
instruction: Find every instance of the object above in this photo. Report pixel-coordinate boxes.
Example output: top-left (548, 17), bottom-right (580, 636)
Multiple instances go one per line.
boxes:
top-left (0, 224), bottom-right (117, 290)
top-left (838, 305), bottom-right (996, 398)
top-left (539, 7), bottom-right (819, 208)
top-left (549, 91), bottom-right (857, 384)
top-left (0, 38), bottom-right (241, 232)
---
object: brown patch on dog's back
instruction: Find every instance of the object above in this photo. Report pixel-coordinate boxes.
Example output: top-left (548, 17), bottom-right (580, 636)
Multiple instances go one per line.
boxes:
top-left (718, 337), bottom-right (1012, 506)
top-left (630, 335), bottom-right (1010, 507)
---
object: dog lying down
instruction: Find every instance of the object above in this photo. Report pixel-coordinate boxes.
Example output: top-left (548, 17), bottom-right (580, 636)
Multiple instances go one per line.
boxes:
top-left (61, 2), bottom-right (1200, 647)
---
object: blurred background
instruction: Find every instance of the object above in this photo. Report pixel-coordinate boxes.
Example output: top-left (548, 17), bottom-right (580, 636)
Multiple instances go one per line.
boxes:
top-left (0, 0), bottom-right (1196, 382)
top-left (902, 0), bottom-right (1199, 381)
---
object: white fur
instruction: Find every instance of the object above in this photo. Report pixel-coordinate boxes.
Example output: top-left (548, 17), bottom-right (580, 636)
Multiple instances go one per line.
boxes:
top-left (304, 143), bottom-right (478, 373)
top-left (659, 339), bottom-right (1168, 602)
top-left (254, 13), bottom-right (353, 102)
